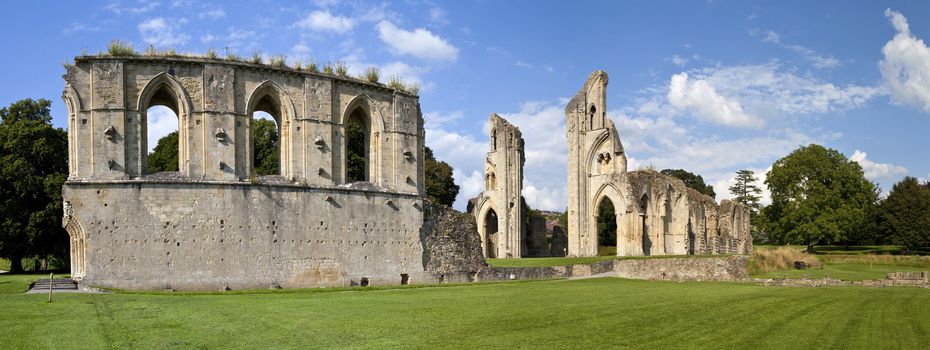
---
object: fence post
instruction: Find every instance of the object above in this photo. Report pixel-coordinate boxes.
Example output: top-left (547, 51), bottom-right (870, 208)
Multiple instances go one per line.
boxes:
top-left (48, 272), bottom-right (53, 303)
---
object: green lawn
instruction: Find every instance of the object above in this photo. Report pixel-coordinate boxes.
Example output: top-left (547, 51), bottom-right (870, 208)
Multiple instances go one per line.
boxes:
top-left (751, 263), bottom-right (928, 281)
top-left (2, 273), bottom-right (929, 349)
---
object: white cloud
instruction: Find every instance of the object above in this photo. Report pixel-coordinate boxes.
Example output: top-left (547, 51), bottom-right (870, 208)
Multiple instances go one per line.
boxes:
top-left (429, 7), bottom-right (449, 26)
top-left (424, 110), bottom-right (463, 129)
top-left (514, 61), bottom-right (533, 69)
top-left (667, 72), bottom-right (764, 128)
top-left (295, 10), bottom-right (355, 34)
top-left (199, 8), bottom-right (226, 20)
top-left (138, 17), bottom-right (190, 47)
top-left (377, 21), bottom-right (459, 62)
top-left (146, 106), bottom-right (178, 152)
top-left (200, 34), bottom-right (216, 44)
top-left (880, 9), bottom-right (930, 113)
top-left (106, 1), bottom-right (159, 14)
top-left (669, 54), bottom-right (688, 67)
top-left (757, 29), bottom-right (841, 69)
top-left (850, 150), bottom-right (909, 181)
top-left (640, 63), bottom-right (880, 125)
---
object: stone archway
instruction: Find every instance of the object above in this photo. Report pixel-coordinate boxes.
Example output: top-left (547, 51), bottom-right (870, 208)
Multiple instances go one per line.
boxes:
top-left (484, 208), bottom-right (499, 258)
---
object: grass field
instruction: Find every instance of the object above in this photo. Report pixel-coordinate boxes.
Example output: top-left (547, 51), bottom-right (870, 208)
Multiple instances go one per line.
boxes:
top-left (2, 273), bottom-right (929, 349)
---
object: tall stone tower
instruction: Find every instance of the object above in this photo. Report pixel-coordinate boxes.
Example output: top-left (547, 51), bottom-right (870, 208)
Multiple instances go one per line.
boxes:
top-left (565, 71), bottom-right (628, 257)
top-left (470, 113), bottom-right (525, 258)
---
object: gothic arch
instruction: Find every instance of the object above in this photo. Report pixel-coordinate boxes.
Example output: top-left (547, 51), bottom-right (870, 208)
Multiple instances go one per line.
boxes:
top-left (62, 85), bottom-right (83, 176)
top-left (245, 80), bottom-right (297, 178)
top-left (64, 216), bottom-right (87, 280)
top-left (590, 183), bottom-right (626, 255)
top-left (137, 73), bottom-right (194, 176)
top-left (341, 94), bottom-right (385, 184)
top-left (585, 130), bottom-right (616, 176)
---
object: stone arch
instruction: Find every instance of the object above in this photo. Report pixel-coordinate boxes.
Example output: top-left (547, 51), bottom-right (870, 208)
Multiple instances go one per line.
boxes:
top-left (246, 80), bottom-right (296, 178)
top-left (62, 85), bottom-right (83, 176)
top-left (585, 130), bottom-right (615, 176)
top-left (591, 183), bottom-right (625, 256)
top-left (588, 104), bottom-right (597, 130)
top-left (137, 72), bottom-right (194, 176)
top-left (638, 193), bottom-right (651, 256)
top-left (341, 94), bottom-right (385, 184)
top-left (474, 196), bottom-right (501, 258)
top-left (64, 217), bottom-right (86, 280)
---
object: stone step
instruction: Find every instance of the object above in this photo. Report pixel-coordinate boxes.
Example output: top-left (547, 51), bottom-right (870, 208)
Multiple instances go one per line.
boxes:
top-left (31, 278), bottom-right (78, 290)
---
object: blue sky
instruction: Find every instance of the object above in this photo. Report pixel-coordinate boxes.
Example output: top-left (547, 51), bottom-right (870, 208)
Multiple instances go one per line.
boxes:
top-left (2, 1), bottom-right (929, 211)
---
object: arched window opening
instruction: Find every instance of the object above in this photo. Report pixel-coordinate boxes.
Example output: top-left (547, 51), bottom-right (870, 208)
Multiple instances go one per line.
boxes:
top-left (491, 128), bottom-right (497, 151)
top-left (589, 105), bottom-right (597, 130)
top-left (484, 209), bottom-right (499, 258)
top-left (346, 107), bottom-right (370, 182)
top-left (251, 94), bottom-right (281, 176)
top-left (144, 87), bottom-right (180, 174)
top-left (640, 194), bottom-right (651, 256)
top-left (596, 197), bottom-right (617, 256)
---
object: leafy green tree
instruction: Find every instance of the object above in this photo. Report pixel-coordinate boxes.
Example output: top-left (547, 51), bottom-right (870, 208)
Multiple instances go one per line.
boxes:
top-left (872, 177), bottom-right (930, 248)
top-left (729, 169), bottom-right (763, 214)
top-left (0, 98), bottom-right (68, 273)
top-left (146, 131), bottom-right (178, 173)
top-left (252, 119), bottom-right (279, 176)
top-left (596, 198), bottom-right (617, 249)
top-left (661, 169), bottom-right (716, 198)
top-left (346, 119), bottom-right (366, 182)
top-left (763, 144), bottom-right (878, 252)
top-left (424, 147), bottom-right (459, 206)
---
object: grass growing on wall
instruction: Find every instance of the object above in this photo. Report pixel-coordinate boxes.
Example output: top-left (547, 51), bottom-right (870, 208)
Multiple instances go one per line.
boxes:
top-left (2, 275), bottom-right (930, 349)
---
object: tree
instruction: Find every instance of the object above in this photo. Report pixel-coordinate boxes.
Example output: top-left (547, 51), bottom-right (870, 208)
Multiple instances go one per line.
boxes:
top-left (660, 169), bottom-right (716, 198)
top-left (0, 98), bottom-right (68, 273)
top-left (252, 119), bottom-right (279, 176)
top-left (871, 177), bottom-right (930, 248)
top-left (763, 144), bottom-right (878, 252)
top-left (729, 169), bottom-right (762, 214)
top-left (424, 147), bottom-right (459, 207)
top-left (345, 119), bottom-right (366, 182)
top-left (596, 198), bottom-right (617, 250)
top-left (146, 131), bottom-right (178, 173)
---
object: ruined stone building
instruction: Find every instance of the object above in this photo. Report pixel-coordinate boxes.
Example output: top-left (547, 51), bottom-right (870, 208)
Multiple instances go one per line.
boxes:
top-left (565, 71), bottom-right (752, 257)
top-left (468, 114), bottom-right (525, 258)
top-left (61, 55), bottom-right (438, 290)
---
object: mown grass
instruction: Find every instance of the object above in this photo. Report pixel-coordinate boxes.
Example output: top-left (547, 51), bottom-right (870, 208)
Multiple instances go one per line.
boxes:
top-left (1, 274), bottom-right (929, 349)
top-left (487, 254), bottom-right (729, 268)
top-left (748, 246), bottom-right (930, 281)
top-left (751, 263), bottom-right (928, 281)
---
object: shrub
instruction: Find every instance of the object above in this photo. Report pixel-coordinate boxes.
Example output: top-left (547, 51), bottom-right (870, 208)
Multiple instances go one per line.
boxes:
top-left (748, 246), bottom-right (821, 274)
top-left (306, 60), bottom-right (319, 73)
top-left (107, 39), bottom-right (136, 56)
top-left (269, 54), bottom-right (286, 68)
top-left (405, 81), bottom-right (421, 95)
top-left (388, 75), bottom-right (405, 90)
top-left (322, 63), bottom-right (334, 74)
top-left (206, 48), bottom-right (217, 59)
top-left (250, 50), bottom-right (263, 64)
top-left (363, 66), bottom-right (380, 83)
top-left (335, 62), bottom-right (349, 77)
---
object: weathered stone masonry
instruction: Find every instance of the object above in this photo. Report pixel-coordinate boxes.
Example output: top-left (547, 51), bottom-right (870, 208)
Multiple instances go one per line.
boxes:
top-left (61, 56), bottom-right (429, 290)
top-left (565, 71), bottom-right (752, 257)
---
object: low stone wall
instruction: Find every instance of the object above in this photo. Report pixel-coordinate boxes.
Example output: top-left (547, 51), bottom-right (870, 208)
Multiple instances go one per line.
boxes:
top-left (612, 256), bottom-right (748, 281)
top-left (473, 256), bottom-right (747, 283)
top-left (751, 271), bottom-right (930, 288)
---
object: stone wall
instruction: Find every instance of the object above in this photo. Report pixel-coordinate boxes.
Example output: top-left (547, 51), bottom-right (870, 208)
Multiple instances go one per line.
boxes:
top-left (564, 71), bottom-right (752, 257)
top-left (61, 56), bottom-right (428, 290)
top-left (420, 200), bottom-right (487, 275)
top-left (474, 256), bottom-right (747, 282)
top-left (63, 182), bottom-right (427, 290)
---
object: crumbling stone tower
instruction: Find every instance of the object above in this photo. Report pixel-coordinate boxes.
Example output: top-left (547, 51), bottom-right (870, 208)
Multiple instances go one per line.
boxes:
top-left (564, 71), bottom-right (752, 257)
top-left (470, 113), bottom-right (525, 258)
top-left (565, 71), bottom-right (628, 257)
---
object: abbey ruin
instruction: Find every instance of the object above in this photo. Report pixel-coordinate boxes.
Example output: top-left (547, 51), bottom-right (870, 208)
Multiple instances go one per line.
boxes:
top-left (469, 114), bottom-right (525, 258)
top-left (60, 54), bottom-right (750, 290)
top-left (565, 71), bottom-right (752, 257)
top-left (61, 55), bottom-right (432, 290)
